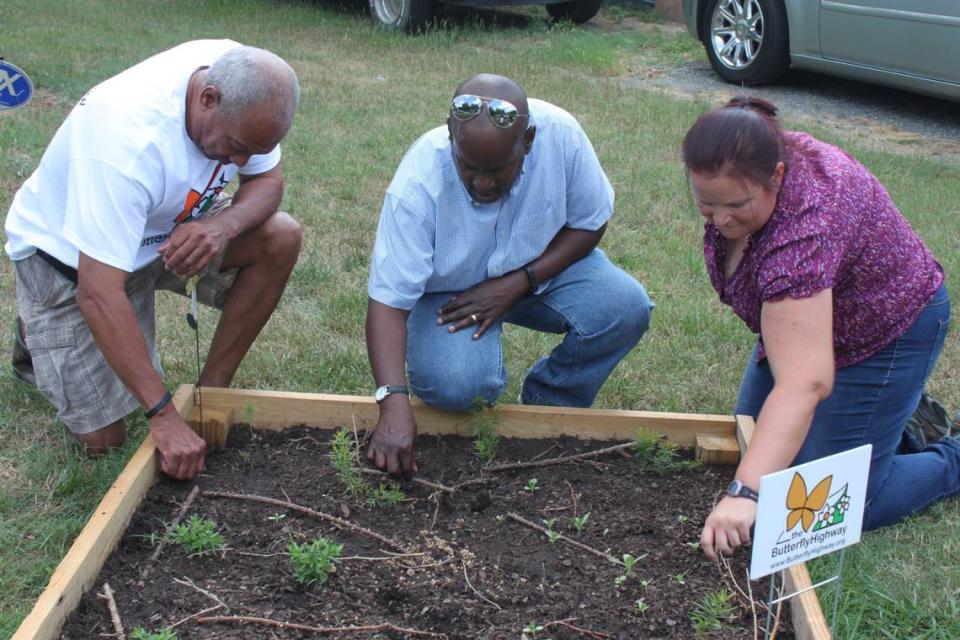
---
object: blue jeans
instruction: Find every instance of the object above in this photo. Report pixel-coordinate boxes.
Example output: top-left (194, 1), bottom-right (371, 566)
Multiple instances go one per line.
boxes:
top-left (735, 284), bottom-right (959, 530)
top-left (406, 249), bottom-right (653, 410)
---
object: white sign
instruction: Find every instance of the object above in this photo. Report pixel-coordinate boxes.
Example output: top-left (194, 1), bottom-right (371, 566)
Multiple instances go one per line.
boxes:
top-left (750, 445), bottom-right (871, 580)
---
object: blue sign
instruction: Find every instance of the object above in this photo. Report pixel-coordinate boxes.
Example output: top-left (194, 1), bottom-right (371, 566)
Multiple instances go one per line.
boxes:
top-left (0, 59), bottom-right (33, 111)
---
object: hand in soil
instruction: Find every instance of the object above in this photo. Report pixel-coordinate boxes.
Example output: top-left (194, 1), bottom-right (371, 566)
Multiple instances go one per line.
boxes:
top-left (700, 495), bottom-right (758, 561)
top-left (151, 411), bottom-right (207, 479)
top-left (367, 396), bottom-right (418, 478)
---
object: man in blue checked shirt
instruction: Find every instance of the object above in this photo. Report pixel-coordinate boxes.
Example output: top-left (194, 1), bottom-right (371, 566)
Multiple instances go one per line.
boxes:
top-left (365, 74), bottom-right (653, 477)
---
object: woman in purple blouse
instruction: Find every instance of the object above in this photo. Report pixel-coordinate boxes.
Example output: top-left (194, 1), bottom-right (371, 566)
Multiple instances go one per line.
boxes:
top-left (683, 96), bottom-right (958, 562)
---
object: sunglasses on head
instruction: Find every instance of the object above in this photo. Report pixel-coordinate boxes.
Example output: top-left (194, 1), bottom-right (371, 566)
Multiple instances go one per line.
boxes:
top-left (450, 94), bottom-right (528, 129)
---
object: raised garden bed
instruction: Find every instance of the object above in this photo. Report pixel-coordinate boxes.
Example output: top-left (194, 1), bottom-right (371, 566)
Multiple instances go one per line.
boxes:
top-left (12, 387), bottom-right (830, 639)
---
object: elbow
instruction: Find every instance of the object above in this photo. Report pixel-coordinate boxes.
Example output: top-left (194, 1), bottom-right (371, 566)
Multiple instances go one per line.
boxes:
top-left (809, 371), bottom-right (834, 403)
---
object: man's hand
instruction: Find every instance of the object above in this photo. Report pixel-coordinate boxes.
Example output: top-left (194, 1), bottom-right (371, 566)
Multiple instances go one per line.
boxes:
top-left (700, 495), bottom-right (758, 562)
top-left (436, 270), bottom-right (528, 339)
top-left (150, 408), bottom-right (207, 480)
top-left (157, 217), bottom-right (228, 278)
top-left (366, 395), bottom-right (418, 478)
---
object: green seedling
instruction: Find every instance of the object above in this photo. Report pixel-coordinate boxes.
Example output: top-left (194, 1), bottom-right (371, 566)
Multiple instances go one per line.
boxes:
top-left (288, 535), bottom-right (343, 586)
top-left (639, 578), bottom-right (652, 589)
top-left (614, 574), bottom-right (627, 587)
top-left (633, 428), bottom-right (703, 476)
top-left (686, 541), bottom-right (701, 551)
top-left (366, 481), bottom-right (405, 507)
top-left (130, 627), bottom-right (177, 640)
top-left (634, 598), bottom-right (650, 615)
top-left (571, 512), bottom-right (590, 533)
top-left (267, 513), bottom-right (286, 523)
top-left (523, 477), bottom-right (540, 492)
top-left (622, 553), bottom-right (641, 575)
top-left (678, 514), bottom-right (689, 524)
top-left (546, 529), bottom-right (561, 544)
top-left (168, 515), bottom-right (224, 555)
top-left (330, 428), bottom-right (405, 506)
top-left (471, 397), bottom-right (501, 464)
top-left (523, 621), bottom-right (545, 637)
top-left (690, 589), bottom-right (736, 637)
top-left (495, 514), bottom-right (505, 524)
top-left (672, 571), bottom-right (687, 585)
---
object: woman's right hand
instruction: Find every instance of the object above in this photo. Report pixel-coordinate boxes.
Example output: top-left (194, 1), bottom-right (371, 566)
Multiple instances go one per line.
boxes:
top-left (700, 495), bottom-right (758, 561)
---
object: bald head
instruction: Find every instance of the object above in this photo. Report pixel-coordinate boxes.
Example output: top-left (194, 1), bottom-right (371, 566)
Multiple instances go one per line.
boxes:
top-left (206, 46), bottom-right (300, 136)
top-left (448, 74), bottom-right (535, 203)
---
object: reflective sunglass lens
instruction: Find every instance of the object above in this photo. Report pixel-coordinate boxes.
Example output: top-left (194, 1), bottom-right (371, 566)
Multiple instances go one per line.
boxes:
top-left (451, 95), bottom-right (483, 120)
top-left (486, 100), bottom-right (518, 128)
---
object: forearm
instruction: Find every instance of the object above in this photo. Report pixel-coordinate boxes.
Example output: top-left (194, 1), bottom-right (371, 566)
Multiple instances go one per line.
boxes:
top-left (217, 169), bottom-right (284, 240)
top-left (366, 298), bottom-right (410, 387)
top-left (76, 284), bottom-right (167, 409)
top-left (736, 385), bottom-right (822, 488)
top-left (525, 225), bottom-right (605, 283)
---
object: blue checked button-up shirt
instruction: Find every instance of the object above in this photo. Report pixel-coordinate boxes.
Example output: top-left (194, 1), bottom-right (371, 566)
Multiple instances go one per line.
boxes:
top-left (368, 98), bottom-right (614, 310)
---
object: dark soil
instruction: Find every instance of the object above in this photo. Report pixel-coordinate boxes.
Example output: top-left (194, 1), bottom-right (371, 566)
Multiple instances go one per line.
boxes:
top-left (60, 426), bottom-right (792, 639)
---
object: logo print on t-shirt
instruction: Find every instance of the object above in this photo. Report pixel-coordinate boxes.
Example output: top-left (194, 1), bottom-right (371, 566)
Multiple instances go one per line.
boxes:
top-left (176, 167), bottom-right (228, 224)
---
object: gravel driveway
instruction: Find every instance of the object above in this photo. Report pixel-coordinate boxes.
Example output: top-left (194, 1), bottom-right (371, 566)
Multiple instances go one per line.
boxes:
top-left (624, 54), bottom-right (960, 164)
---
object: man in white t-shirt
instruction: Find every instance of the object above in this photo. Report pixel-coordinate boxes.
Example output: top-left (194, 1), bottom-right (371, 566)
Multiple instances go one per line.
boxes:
top-left (4, 40), bottom-right (302, 479)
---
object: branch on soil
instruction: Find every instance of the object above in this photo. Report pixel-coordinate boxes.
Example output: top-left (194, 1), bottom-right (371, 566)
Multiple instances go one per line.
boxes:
top-left (173, 576), bottom-right (231, 611)
top-left (196, 614), bottom-right (448, 638)
top-left (506, 512), bottom-right (622, 566)
top-left (544, 617), bottom-right (612, 639)
top-left (201, 490), bottom-right (410, 553)
top-left (97, 582), bottom-right (125, 640)
top-left (360, 467), bottom-right (456, 495)
top-left (460, 554), bottom-right (501, 610)
top-left (137, 485), bottom-right (200, 587)
top-left (484, 442), bottom-right (633, 472)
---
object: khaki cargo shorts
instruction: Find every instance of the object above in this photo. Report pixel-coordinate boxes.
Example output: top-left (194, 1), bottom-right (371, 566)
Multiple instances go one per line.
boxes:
top-left (14, 196), bottom-right (238, 435)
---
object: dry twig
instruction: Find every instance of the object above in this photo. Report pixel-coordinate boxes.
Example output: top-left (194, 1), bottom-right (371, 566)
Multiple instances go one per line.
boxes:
top-left (564, 479), bottom-right (579, 518)
top-left (460, 554), bottom-right (501, 610)
top-left (170, 604), bottom-right (224, 630)
top-left (201, 490), bottom-right (410, 552)
top-left (360, 467), bottom-right (455, 495)
top-left (544, 617), bottom-right (611, 639)
top-left (97, 582), bottom-right (125, 640)
top-left (137, 485), bottom-right (200, 586)
top-left (197, 615), bottom-right (447, 637)
top-left (506, 512), bottom-right (622, 566)
top-left (173, 576), bottom-right (230, 611)
top-left (484, 442), bottom-right (633, 472)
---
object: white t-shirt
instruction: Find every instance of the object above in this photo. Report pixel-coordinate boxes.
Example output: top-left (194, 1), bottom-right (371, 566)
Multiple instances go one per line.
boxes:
top-left (4, 39), bottom-right (281, 272)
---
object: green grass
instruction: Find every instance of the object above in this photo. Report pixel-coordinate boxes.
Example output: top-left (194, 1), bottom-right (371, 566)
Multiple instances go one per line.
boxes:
top-left (1, 1), bottom-right (958, 638)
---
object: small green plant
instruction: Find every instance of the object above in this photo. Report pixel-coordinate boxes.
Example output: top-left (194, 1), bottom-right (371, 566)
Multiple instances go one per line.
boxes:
top-left (639, 578), bottom-right (652, 589)
top-left (168, 515), bottom-right (224, 555)
top-left (288, 536), bottom-right (344, 586)
top-left (523, 477), bottom-right (540, 492)
top-left (672, 570), bottom-right (687, 585)
top-left (495, 514), bottom-right (505, 524)
top-left (330, 428), bottom-right (405, 506)
top-left (690, 589), bottom-right (736, 637)
top-left (633, 429), bottom-right (703, 476)
top-left (686, 541), bottom-right (701, 551)
top-left (621, 553), bottom-right (644, 576)
top-left (634, 598), bottom-right (650, 615)
top-left (471, 397), bottom-right (501, 464)
top-left (571, 512), bottom-right (590, 533)
top-left (330, 428), bottom-right (366, 498)
top-left (678, 514), bottom-right (689, 524)
top-left (130, 626), bottom-right (177, 640)
top-left (614, 574), bottom-right (627, 587)
top-left (267, 512), bottom-right (286, 523)
top-left (523, 621), bottom-right (545, 637)
top-left (366, 481), bottom-right (405, 507)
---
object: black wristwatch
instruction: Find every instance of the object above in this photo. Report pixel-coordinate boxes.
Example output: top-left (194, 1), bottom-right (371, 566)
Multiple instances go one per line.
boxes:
top-left (522, 264), bottom-right (539, 295)
top-left (374, 384), bottom-right (408, 403)
top-left (726, 479), bottom-right (759, 502)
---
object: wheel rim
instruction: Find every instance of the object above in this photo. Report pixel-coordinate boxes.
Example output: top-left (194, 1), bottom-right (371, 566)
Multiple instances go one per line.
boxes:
top-left (372, 0), bottom-right (404, 25)
top-left (710, 0), bottom-right (764, 70)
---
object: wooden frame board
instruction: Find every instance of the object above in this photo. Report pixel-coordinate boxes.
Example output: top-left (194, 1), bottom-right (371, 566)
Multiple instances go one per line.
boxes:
top-left (12, 385), bottom-right (830, 640)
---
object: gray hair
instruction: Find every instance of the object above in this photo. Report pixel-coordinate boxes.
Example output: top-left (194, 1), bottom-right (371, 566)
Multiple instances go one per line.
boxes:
top-left (206, 45), bottom-right (300, 130)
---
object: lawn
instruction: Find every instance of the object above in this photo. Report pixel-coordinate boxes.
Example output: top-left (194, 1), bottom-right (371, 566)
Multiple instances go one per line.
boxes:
top-left (1, 0), bottom-right (957, 638)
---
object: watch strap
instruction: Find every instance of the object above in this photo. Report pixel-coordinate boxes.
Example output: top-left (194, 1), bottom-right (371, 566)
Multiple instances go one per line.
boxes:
top-left (522, 264), bottom-right (539, 295)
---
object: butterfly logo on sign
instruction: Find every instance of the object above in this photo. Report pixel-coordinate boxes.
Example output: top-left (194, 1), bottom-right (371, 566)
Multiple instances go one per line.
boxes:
top-left (785, 472), bottom-right (850, 534)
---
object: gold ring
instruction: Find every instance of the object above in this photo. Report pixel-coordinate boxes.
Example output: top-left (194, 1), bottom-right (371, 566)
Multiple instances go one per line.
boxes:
top-left (470, 313), bottom-right (479, 324)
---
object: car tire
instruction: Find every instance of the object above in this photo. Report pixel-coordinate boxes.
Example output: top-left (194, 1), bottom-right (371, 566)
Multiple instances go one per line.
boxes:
top-left (369, 0), bottom-right (434, 32)
top-left (701, 0), bottom-right (789, 84)
top-left (546, 0), bottom-right (603, 24)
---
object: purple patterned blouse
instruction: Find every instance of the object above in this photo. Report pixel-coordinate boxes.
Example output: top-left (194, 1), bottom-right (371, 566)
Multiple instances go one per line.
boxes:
top-left (704, 131), bottom-right (944, 368)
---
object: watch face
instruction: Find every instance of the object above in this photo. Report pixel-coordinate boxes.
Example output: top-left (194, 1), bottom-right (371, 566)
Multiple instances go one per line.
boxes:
top-left (727, 480), bottom-right (741, 496)
top-left (374, 386), bottom-right (387, 402)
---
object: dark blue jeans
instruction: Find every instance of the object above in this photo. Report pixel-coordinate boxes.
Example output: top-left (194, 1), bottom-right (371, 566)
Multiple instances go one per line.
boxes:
top-left (735, 284), bottom-right (959, 530)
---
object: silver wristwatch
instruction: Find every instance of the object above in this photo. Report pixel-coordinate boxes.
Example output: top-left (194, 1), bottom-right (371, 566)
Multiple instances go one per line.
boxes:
top-left (374, 384), bottom-right (409, 403)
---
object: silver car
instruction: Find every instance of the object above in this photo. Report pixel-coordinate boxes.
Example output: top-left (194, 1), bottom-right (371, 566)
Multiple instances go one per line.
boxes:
top-left (683, 1), bottom-right (960, 102)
